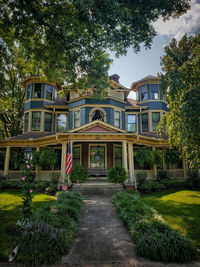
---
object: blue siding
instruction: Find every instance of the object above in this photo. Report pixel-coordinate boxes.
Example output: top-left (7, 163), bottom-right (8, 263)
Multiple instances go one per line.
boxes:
top-left (69, 111), bottom-right (73, 129)
top-left (69, 98), bottom-right (125, 109)
top-left (138, 101), bottom-right (168, 111)
top-left (24, 100), bottom-right (54, 111)
top-left (69, 99), bottom-right (85, 109)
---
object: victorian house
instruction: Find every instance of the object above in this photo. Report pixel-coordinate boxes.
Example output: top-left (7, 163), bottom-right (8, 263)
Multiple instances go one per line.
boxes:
top-left (0, 74), bottom-right (185, 183)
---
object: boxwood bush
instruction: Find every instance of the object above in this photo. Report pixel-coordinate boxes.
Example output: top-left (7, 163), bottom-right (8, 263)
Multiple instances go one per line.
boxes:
top-left (17, 191), bottom-right (83, 266)
top-left (112, 191), bottom-right (195, 263)
top-left (107, 166), bottom-right (128, 183)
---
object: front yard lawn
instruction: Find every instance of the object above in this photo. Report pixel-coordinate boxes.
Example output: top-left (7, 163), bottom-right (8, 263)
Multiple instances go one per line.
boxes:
top-left (0, 189), bottom-right (56, 261)
top-left (141, 190), bottom-right (200, 250)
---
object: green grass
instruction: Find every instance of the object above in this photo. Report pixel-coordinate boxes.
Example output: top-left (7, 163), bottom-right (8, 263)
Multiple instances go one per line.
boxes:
top-left (141, 189), bottom-right (200, 250)
top-left (0, 189), bottom-right (56, 261)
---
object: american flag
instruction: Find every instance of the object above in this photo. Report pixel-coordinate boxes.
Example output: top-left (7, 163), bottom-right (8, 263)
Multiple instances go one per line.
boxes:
top-left (66, 138), bottom-right (72, 175)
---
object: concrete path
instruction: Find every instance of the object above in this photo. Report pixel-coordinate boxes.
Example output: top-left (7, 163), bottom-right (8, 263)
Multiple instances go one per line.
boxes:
top-left (61, 195), bottom-right (200, 267)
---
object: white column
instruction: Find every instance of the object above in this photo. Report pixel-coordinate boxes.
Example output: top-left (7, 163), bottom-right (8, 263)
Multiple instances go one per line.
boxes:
top-left (122, 140), bottom-right (128, 172)
top-left (152, 147), bottom-right (157, 177)
top-left (4, 146), bottom-right (10, 177)
top-left (35, 147), bottom-right (40, 181)
top-left (61, 142), bottom-right (67, 183)
top-left (128, 142), bottom-right (133, 182)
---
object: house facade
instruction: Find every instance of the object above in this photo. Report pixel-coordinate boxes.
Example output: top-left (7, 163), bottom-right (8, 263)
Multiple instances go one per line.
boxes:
top-left (0, 74), bottom-right (185, 183)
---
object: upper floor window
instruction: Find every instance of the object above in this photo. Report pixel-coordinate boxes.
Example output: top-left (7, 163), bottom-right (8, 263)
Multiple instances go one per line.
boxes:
top-left (24, 113), bottom-right (29, 132)
top-left (26, 84), bottom-right (32, 100)
top-left (92, 110), bottom-right (104, 121)
top-left (44, 112), bottom-right (52, 132)
top-left (127, 114), bottom-right (136, 132)
top-left (32, 111), bottom-right (41, 131)
top-left (152, 112), bottom-right (160, 131)
top-left (33, 83), bottom-right (42, 99)
top-left (44, 84), bottom-right (53, 101)
top-left (140, 85), bottom-right (148, 101)
top-left (74, 110), bottom-right (80, 128)
top-left (151, 84), bottom-right (159, 100)
top-left (114, 110), bottom-right (121, 128)
top-left (57, 114), bottom-right (67, 132)
top-left (142, 113), bottom-right (148, 132)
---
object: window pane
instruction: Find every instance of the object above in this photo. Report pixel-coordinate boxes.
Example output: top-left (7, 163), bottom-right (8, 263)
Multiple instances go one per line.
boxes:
top-left (26, 84), bottom-right (32, 100)
top-left (92, 110), bottom-right (104, 121)
top-left (114, 111), bottom-right (120, 128)
top-left (151, 84), bottom-right (159, 100)
top-left (44, 113), bottom-right (52, 132)
top-left (140, 85), bottom-right (148, 101)
top-left (32, 112), bottom-right (41, 131)
top-left (73, 147), bottom-right (81, 164)
top-left (128, 114), bottom-right (136, 132)
top-left (114, 146), bottom-right (122, 167)
top-left (45, 84), bottom-right (53, 100)
top-left (142, 113), bottom-right (148, 131)
top-left (74, 110), bottom-right (80, 128)
top-left (57, 114), bottom-right (67, 132)
top-left (33, 83), bottom-right (42, 98)
top-left (24, 113), bottom-right (29, 132)
top-left (152, 112), bottom-right (160, 131)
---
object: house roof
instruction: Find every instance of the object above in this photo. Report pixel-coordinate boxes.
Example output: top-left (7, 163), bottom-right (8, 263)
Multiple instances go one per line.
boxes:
top-left (7, 132), bottom-right (54, 140)
top-left (130, 75), bottom-right (160, 92)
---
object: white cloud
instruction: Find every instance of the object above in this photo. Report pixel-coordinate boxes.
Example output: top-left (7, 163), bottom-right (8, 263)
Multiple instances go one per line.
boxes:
top-left (153, 0), bottom-right (200, 40)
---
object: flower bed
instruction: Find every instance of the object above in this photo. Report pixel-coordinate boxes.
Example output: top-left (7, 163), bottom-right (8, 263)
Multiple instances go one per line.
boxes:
top-left (17, 191), bottom-right (83, 266)
top-left (112, 191), bottom-right (195, 263)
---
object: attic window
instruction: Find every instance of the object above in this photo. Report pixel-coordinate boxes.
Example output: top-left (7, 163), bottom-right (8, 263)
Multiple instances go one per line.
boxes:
top-left (92, 110), bottom-right (104, 121)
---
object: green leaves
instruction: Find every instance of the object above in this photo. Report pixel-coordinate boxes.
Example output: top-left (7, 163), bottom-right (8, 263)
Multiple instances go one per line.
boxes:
top-left (159, 33), bottom-right (200, 168)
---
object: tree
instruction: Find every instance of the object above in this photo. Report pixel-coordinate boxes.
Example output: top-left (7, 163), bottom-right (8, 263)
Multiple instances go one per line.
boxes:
top-left (0, 42), bottom-right (38, 138)
top-left (159, 33), bottom-right (200, 169)
top-left (0, 0), bottom-right (190, 96)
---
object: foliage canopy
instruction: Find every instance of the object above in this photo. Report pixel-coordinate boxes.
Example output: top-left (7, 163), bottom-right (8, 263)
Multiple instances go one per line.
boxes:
top-left (0, 0), bottom-right (190, 96)
top-left (159, 33), bottom-right (200, 168)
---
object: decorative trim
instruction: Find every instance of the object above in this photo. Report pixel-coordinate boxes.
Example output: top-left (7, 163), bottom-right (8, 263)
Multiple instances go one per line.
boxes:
top-left (89, 107), bottom-right (107, 122)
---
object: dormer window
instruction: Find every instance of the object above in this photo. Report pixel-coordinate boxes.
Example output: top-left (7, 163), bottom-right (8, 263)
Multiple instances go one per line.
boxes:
top-left (92, 110), bottom-right (104, 121)
top-left (44, 84), bottom-right (53, 101)
top-left (140, 85), bottom-right (148, 101)
top-left (26, 84), bottom-right (32, 100)
top-left (33, 83), bottom-right (42, 99)
top-left (151, 84), bottom-right (159, 100)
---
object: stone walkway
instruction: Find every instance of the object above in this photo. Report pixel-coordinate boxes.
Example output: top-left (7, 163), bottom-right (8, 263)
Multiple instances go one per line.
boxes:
top-left (61, 195), bottom-right (200, 267)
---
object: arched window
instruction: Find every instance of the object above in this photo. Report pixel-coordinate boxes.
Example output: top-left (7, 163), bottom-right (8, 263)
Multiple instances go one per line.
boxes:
top-left (92, 110), bottom-right (104, 121)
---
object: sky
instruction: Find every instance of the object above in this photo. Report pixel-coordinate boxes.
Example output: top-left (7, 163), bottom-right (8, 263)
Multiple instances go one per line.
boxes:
top-left (108, 0), bottom-right (200, 89)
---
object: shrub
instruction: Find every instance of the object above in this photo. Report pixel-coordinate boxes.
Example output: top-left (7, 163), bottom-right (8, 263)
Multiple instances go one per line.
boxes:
top-left (70, 164), bottom-right (88, 183)
top-left (153, 150), bottom-right (162, 168)
top-left (39, 149), bottom-right (58, 168)
top-left (130, 220), bottom-right (195, 263)
top-left (138, 181), bottom-right (166, 193)
top-left (136, 171), bottom-right (147, 186)
top-left (187, 169), bottom-right (200, 187)
top-left (57, 191), bottom-right (83, 202)
top-left (112, 191), bottom-right (195, 263)
top-left (156, 171), bottom-right (168, 181)
top-left (107, 166), bottom-right (128, 183)
top-left (17, 222), bottom-right (70, 266)
top-left (135, 148), bottom-right (154, 169)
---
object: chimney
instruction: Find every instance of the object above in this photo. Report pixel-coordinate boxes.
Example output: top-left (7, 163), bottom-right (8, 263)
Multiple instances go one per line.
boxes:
top-left (110, 74), bottom-right (120, 83)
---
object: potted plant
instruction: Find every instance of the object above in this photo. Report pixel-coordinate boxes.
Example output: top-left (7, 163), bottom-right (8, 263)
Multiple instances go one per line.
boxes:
top-left (70, 164), bottom-right (88, 184)
top-left (107, 166), bottom-right (128, 184)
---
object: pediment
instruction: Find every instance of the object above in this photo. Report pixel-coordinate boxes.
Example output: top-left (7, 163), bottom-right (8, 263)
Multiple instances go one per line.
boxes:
top-left (68, 120), bottom-right (125, 133)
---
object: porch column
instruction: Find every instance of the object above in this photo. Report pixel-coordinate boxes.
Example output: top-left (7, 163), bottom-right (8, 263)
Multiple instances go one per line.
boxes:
top-left (61, 142), bottom-right (67, 183)
top-left (162, 148), bottom-right (167, 171)
top-left (35, 147), bottom-right (40, 181)
top-left (4, 146), bottom-right (10, 177)
top-left (122, 140), bottom-right (128, 172)
top-left (128, 142), bottom-right (133, 182)
top-left (152, 147), bottom-right (157, 177)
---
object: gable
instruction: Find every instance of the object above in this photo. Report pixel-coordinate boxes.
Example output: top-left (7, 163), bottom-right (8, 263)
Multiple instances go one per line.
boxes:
top-left (83, 125), bottom-right (113, 132)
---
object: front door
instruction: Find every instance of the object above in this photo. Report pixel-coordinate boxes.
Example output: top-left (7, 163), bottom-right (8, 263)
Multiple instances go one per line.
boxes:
top-left (89, 145), bottom-right (105, 168)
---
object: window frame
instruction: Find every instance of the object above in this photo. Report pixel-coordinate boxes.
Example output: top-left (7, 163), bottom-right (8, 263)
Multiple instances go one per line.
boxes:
top-left (140, 85), bottom-right (148, 101)
top-left (127, 114), bottom-right (137, 133)
top-left (114, 110), bottom-right (121, 128)
top-left (151, 84), bottom-right (160, 100)
top-left (31, 111), bottom-right (41, 131)
top-left (152, 112), bottom-right (160, 131)
top-left (33, 83), bottom-right (43, 99)
top-left (44, 112), bottom-right (53, 132)
top-left (44, 84), bottom-right (53, 101)
top-left (141, 113), bottom-right (148, 132)
top-left (73, 144), bottom-right (82, 165)
top-left (74, 109), bottom-right (81, 128)
top-left (56, 113), bottom-right (68, 132)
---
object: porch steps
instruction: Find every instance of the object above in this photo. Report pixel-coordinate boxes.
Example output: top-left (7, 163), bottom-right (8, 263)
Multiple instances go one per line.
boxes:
top-left (72, 182), bottom-right (124, 196)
